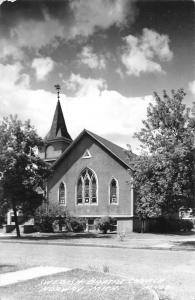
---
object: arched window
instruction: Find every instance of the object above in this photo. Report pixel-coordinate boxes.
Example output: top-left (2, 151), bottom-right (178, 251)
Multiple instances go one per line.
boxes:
top-left (59, 182), bottom-right (65, 205)
top-left (76, 168), bottom-right (97, 204)
top-left (110, 178), bottom-right (118, 204)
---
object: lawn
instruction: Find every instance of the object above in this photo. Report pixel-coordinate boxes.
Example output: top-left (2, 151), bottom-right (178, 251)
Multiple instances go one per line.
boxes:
top-left (0, 264), bottom-right (26, 274)
top-left (0, 269), bottom-right (172, 300)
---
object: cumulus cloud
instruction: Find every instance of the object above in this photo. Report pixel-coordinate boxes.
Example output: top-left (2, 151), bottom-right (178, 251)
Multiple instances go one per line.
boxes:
top-left (79, 46), bottom-right (106, 69)
top-left (121, 28), bottom-right (173, 76)
top-left (0, 0), bottom-right (16, 4)
top-left (0, 70), bottom-right (153, 152)
top-left (63, 73), bottom-right (153, 151)
top-left (189, 80), bottom-right (195, 95)
top-left (0, 63), bottom-right (29, 90)
top-left (32, 57), bottom-right (54, 81)
top-left (65, 73), bottom-right (107, 97)
top-left (70, 0), bottom-right (131, 37)
top-left (10, 12), bottom-right (65, 50)
top-left (0, 38), bottom-right (23, 61)
top-left (0, 64), bottom-right (57, 137)
top-left (0, 0), bottom-right (133, 61)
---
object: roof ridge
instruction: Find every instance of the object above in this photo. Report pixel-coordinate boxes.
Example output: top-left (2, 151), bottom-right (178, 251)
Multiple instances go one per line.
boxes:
top-left (53, 129), bottom-right (132, 169)
top-left (86, 129), bottom-right (127, 151)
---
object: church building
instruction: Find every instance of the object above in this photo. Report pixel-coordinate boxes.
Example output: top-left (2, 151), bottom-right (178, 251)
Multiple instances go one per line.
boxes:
top-left (40, 91), bottom-right (135, 233)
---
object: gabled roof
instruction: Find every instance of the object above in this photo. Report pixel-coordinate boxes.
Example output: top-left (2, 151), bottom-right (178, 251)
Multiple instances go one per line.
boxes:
top-left (45, 100), bottom-right (72, 142)
top-left (53, 129), bottom-right (133, 170)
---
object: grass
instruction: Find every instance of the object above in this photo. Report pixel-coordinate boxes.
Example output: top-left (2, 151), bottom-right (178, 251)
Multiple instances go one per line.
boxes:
top-left (0, 264), bottom-right (26, 274)
top-left (0, 268), bottom-right (173, 300)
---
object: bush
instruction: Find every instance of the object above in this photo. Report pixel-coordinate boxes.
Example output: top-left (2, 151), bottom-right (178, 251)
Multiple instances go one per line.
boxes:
top-left (70, 218), bottom-right (86, 232)
top-left (178, 219), bottom-right (194, 231)
top-left (97, 216), bottom-right (116, 234)
top-left (150, 217), bottom-right (193, 233)
top-left (34, 216), bottom-right (54, 233)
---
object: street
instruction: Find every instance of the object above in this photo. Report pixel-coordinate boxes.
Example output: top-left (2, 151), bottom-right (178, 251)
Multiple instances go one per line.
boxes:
top-left (0, 241), bottom-right (195, 299)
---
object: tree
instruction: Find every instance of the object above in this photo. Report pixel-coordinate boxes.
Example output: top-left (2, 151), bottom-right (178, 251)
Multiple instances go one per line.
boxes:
top-left (0, 115), bottom-right (51, 237)
top-left (130, 89), bottom-right (195, 231)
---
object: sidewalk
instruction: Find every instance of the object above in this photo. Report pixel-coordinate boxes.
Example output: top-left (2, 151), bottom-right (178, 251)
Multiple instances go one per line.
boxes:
top-left (0, 266), bottom-right (70, 287)
top-left (0, 230), bottom-right (195, 251)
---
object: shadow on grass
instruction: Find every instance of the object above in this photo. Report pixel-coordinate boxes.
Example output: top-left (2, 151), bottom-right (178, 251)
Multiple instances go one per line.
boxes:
top-left (0, 232), bottom-right (115, 241)
top-left (0, 264), bottom-right (21, 274)
top-left (148, 230), bottom-right (195, 236)
top-left (173, 241), bottom-right (195, 248)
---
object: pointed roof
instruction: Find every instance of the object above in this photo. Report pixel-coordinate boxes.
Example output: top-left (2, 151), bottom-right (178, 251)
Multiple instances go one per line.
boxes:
top-left (53, 129), bottom-right (134, 170)
top-left (45, 100), bottom-right (72, 141)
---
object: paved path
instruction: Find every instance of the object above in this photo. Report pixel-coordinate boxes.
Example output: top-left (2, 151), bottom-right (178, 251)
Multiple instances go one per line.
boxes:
top-left (0, 266), bottom-right (70, 287)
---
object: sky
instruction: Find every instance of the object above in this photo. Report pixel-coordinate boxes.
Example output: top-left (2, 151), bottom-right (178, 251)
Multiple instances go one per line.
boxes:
top-left (0, 0), bottom-right (194, 152)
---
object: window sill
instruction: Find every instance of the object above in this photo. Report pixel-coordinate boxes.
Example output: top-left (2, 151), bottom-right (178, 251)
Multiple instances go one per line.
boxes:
top-left (76, 203), bottom-right (98, 206)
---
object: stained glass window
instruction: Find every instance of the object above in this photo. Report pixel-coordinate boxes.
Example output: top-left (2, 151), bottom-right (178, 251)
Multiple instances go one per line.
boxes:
top-left (77, 168), bottom-right (97, 204)
top-left (110, 178), bottom-right (118, 204)
top-left (59, 182), bottom-right (65, 204)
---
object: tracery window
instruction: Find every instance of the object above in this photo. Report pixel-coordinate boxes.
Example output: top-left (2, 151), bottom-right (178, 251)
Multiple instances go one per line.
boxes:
top-left (76, 168), bottom-right (97, 204)
top-left (59, 182), bottom-right (65, 205)
top-left (110, 178), bottom-right (118, 204)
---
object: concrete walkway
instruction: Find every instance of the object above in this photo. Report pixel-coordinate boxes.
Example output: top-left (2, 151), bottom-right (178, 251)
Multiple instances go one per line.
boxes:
top-left (0, 266), bottom-right (70, 287)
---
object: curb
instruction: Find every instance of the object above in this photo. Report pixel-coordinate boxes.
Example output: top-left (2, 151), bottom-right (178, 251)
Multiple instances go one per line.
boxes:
top-left (0, 238), bottom-right (194, 251)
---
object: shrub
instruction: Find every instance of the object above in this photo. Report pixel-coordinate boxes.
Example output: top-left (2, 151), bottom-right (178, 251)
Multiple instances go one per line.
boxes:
top-left (178, 219), bottom-right (194, 231)
top-left (150, 217), bottom-right (193, 233)
top-left (97, 216), bottom-right (116, 234)
top-left (34, 216), bottom-right (54, 233)
top-left (70, 218), bottom-right (86, 232)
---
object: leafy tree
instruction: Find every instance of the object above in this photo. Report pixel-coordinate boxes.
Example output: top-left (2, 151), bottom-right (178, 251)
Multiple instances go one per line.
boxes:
top-left (0, 115), bottom-right (51, 237)
top-left (130, 89), bottom-right (195, 232)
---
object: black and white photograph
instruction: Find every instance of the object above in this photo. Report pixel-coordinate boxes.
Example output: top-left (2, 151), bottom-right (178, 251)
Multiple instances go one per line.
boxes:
top-left (0, 0), bottom-right (195, 299)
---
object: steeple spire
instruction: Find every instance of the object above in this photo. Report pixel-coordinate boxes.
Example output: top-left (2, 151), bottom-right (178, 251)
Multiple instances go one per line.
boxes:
top-left (45, 85), bottom-right (72, 142)
top-left (39, 85), bottom-right (72, 163)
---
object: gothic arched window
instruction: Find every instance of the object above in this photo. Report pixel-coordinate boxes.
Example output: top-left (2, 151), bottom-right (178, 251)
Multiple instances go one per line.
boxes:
top-left (110, 178), bottom-right (118, 204)
top-left (76, 168), bottom-right (97, 204)
top-left (59, 182), bottom-right (65, 205)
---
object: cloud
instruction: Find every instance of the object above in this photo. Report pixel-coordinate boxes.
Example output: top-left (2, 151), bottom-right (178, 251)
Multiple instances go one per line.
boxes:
top-left (0, 0), bottom-right (133, 59)
top-left (65, 73), bottom-right (107, 97)
top-left (0, 63), bottom-right (56, 137)
top-left (70, 0), bottom-right (131, 37)
top-left (63, 73), bottom-right (153, 151)
top-left (32, 57), bottom-right (54, 81)
top-left (0, 0), bottom-right (16, 4)
top-left (79, 46), bottom-right (106, 69)
top-left (121, 28), bottom-right (173, 76)
top-left (189, 80), bottom-right (195, 95)
top-left (0, 38), bottom-right (23, 61)
top-left (0, 63), bottom-right (29, 90)
top-left (0, 70), bottom-right (153, 152)
top-left (10, 12), bottom-right (65, 50)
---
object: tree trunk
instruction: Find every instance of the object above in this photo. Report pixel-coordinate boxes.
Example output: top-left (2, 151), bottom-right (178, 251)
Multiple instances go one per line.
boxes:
top-left (12, 204), bottom-right (21, 238)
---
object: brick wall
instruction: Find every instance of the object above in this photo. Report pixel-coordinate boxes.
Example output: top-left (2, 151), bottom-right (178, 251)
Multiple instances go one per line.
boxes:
top-left (48, 135), bottom-right (133, 218)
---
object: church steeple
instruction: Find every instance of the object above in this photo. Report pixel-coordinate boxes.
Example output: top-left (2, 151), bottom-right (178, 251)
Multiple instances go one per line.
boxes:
top-left (45, 99), bottom-right (72, 142)
top-left (39, 85), bottom-right (72, 163)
